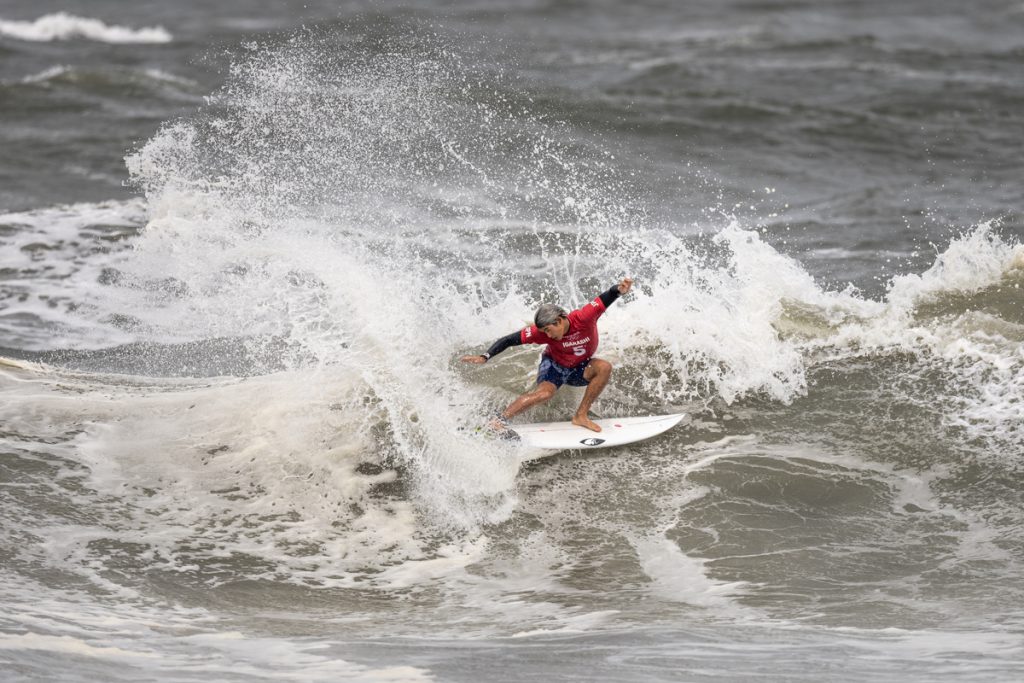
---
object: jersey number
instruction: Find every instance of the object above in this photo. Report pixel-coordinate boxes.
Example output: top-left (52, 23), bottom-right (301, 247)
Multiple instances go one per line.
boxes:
top-left (573, 346), bottom-right (586, 356)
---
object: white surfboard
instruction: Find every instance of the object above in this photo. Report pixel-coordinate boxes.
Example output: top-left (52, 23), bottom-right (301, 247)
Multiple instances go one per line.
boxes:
top-left (510, 413), bottom-right (685, 451)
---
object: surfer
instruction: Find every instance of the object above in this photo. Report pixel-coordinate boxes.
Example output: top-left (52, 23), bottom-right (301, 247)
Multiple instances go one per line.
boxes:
top-left (461, 278), bottom-right (633, 432)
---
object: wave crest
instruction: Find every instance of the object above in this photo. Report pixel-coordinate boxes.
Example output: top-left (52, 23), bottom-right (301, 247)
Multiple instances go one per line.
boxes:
top-left (0, 12), bottom-right (172, 44)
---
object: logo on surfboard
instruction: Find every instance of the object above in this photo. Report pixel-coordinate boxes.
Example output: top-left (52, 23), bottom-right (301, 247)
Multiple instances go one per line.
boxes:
top-left (579, 437), bottom-right (606, 446)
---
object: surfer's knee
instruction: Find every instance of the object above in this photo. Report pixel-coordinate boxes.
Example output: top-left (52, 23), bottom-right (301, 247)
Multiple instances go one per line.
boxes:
top-left (591, 359), bottom-right (612, 378)
top-left (535, 384), bottom-right (557, 402)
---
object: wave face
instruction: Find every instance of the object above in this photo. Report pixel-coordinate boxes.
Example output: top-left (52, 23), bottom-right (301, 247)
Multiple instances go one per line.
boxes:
top-left (1, 7), bottom-right (1023, 683)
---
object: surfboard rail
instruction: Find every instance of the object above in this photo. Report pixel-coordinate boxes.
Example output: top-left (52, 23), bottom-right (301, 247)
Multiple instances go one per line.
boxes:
top-left (510, 413), bottom-right (685, 452)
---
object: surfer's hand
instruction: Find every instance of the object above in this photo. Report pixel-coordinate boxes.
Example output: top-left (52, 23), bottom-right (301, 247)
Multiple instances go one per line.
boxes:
top-left (617, 277), bottom-right (633, 295)
top-left (461, 355), bottom-right (488, 364)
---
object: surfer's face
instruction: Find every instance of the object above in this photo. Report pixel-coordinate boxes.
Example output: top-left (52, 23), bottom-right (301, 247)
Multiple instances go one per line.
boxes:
top-left (540, 317), bottom-right (569, 340)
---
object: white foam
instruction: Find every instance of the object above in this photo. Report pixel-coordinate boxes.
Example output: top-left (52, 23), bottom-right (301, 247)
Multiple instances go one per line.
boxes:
top-left (886, 223), bottom-right (1017, 314)
top-left (632, 535), bottom-right (749, 609)
top-left (815, 225), bottom-right (1024, 449)
top-left (0, 577), bottom-right (431, 682)
top-left (2, 356), bottom-right (618, 638)
top-left (13, 65), bottom-right (198, 92)
top-left (0, 633), bottom-right (159, 660)
top-left (18, 65), bottom-right (70, 84)
top-left (600, 222), bottom-right (878, 406)
top-left (827, 624), bottom-right (1024, 659)
top-left (0, 13), bottom-right (171, 44)
top-left (0, 199), bottom-right (147, 350)
top-left (1, 359), bottom-right (527, 606)
top-left (938, 329), bottom-right (1024, 452)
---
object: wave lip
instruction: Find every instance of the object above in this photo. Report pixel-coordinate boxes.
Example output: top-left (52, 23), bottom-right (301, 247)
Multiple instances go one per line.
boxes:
top-left (0, 12), bottom-right (172, 44)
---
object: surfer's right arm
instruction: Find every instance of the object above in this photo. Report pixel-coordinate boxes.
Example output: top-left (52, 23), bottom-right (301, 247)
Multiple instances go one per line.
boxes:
top-left (460, 331), bottom-right (523, 364)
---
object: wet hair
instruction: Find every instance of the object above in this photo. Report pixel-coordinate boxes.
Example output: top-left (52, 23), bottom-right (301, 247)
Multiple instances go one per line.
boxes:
top-left (534, 303), bottom-right (567, 329)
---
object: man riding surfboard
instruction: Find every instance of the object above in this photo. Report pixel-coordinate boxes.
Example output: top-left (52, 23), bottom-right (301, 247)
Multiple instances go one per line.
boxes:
top-left (461, 278), bottom-right (633, 432)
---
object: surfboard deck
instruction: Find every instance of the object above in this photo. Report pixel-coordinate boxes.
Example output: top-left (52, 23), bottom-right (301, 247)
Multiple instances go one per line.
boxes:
top-left (509, 413), bottom-right (685, 452)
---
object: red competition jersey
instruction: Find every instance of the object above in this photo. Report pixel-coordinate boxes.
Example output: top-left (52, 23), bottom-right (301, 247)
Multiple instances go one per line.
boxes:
top-left (519, 296), bottom-right (607, 367)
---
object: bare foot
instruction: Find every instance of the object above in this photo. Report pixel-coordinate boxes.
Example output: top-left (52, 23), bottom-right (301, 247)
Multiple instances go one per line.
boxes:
top-left (487, 416), bottom-right (509, 433)
top-left (572, 414), bottom-right (602, 432)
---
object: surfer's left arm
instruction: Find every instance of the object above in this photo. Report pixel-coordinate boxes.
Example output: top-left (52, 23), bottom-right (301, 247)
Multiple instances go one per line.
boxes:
top-left (597, 277), bottom-right (633, 307)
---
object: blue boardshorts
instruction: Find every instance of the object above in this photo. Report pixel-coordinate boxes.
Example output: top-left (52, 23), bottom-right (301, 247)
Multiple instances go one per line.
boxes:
top-left (537, 356), bottom-right (591, 388)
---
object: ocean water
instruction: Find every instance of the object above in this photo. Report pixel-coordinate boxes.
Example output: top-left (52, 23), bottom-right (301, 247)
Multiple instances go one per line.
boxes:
top-left (1, 1), bottom-right (1023, 681)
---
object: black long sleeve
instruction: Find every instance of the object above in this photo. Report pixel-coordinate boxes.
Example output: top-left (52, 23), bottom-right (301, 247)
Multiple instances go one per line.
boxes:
top-left (484, 331), bottom-right (523, 360)
top-left (598, 285), bottom-right (621, 308)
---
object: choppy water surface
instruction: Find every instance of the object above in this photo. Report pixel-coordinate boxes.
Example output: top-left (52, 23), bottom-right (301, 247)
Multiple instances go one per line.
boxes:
top-left (1, 1), bottom-right (1023, 681)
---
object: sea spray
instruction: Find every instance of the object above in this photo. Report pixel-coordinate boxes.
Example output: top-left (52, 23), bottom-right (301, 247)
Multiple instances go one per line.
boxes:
top-left (120, 29), bottom-right (642, 529)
